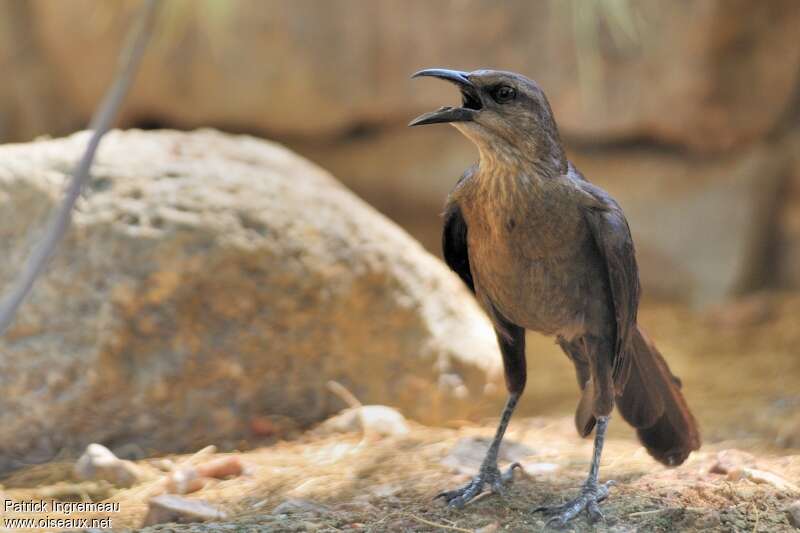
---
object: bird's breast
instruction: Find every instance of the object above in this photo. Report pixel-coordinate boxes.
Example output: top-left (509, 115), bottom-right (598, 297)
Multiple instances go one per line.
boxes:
top-left (461, 193), bottom-right (596, 335)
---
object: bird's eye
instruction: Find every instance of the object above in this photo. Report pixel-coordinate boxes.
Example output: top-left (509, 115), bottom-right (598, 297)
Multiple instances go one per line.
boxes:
top-left (492, 85), bottom-right (516, 104)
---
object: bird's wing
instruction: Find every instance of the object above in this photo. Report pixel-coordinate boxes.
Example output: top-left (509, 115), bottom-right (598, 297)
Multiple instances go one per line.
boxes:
top-left (579, 184), bottom-right (640, 387)
top-left (442, 201), bottom-right (474, 293)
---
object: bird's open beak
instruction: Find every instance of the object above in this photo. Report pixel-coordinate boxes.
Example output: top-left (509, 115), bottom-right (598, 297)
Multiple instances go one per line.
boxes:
top-left (408, 69), bottom-right (481, 127)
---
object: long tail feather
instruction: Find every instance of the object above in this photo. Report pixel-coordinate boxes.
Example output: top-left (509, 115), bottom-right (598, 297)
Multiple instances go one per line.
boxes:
top-left (617, 326), bottom-right (701, 466)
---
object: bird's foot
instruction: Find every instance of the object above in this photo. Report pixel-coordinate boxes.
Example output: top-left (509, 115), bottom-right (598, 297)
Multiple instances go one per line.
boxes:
top-left (533, 479), bottom-right (615, 528)
top-left (436, 462), bottom-right (522, 508)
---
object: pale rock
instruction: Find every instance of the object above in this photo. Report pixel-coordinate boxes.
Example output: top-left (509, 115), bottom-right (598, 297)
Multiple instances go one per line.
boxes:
top-left (314, 405), bottom-right (410, 437)
top-left (73, 443), bottom-right (140, 488)
top-left (143, 495), bottom-right (227, 526)
top-left (0, 129), bottom-right (502, 471)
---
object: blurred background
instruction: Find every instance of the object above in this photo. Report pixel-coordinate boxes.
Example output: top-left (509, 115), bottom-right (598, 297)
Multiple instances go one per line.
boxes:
top-left (1, 1), bottom-right (800, 529)
top-left (2, 0), bottom-right (799, 305)
top-left (1, 0), bottom-right (800, 483)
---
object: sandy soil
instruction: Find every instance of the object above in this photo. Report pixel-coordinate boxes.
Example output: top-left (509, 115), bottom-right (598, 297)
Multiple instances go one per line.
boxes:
top-left (1, 295), bottom-right (799, 532)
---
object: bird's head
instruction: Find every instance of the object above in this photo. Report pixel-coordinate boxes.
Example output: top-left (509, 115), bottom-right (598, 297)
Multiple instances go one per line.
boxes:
top-left (409, 68), bottom-right (565, 175)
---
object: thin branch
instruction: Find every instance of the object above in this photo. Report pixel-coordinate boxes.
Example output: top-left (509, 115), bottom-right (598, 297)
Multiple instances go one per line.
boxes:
top-left (327, 380), bottom-right (363, 408)
top-left (0, 0), bottom-right (161, 335)
top-left (405, 513), bottom-right (473, 533)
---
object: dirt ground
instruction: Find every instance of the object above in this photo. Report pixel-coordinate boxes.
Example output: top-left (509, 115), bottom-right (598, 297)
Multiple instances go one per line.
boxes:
top-left (1, 294), bottom-right (799, 532)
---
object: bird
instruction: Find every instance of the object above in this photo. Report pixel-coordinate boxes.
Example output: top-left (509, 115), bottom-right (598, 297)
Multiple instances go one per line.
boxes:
top-left (409, 68), bottom-right (700, 527)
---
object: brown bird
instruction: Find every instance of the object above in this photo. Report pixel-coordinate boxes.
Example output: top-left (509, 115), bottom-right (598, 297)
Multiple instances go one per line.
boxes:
top-left (409, 68), bottom-right (700, 527)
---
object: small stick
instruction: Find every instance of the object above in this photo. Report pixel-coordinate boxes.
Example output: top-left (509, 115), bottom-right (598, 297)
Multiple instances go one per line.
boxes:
top-left (327, 380), bottom-right (370, 452)
top-left (181, 445), bottom-right (217, 465)
top-left (327, 380), bottom-right (362, 408)
top-left (405, 513), bottom-right (473, 533)
top-left (627, 508), bottom-right (668, 518)
top-left (752, 503), bottom-right (760, 533)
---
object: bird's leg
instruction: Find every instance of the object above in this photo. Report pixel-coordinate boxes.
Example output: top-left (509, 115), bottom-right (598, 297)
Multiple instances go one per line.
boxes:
top-left (436, 392), bottom-right (523, 508)
top-left (534, 415), bottom-right (615, 527)
top-left (438, 310), bottom-right (526, 508)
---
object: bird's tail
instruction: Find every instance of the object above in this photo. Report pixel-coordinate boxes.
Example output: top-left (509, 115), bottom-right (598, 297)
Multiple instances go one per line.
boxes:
top-left (616, 325), bottom-right (701, 466)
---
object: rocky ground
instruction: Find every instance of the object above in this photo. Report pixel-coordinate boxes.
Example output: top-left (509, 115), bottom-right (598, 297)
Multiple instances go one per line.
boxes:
top-left (1, 296), bottom-right (799, 532)
top-left (1, 417), bottom-right (798, 532)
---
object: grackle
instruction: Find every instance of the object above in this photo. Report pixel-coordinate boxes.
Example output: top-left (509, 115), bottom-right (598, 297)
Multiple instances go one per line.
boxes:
top-left (409, 69), bottom-right (700, 527)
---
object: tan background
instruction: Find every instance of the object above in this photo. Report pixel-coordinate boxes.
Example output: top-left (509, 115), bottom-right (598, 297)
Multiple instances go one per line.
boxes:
top-left (1, 5), bottom-right (800, 530)
top-left (2, 0), bottom-right (799, 305)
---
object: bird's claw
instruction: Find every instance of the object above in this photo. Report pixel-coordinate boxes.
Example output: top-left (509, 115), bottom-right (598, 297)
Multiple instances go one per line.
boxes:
top-left (534, 479), bottom-right (616, 528)
top-left (436, 462), bottom-right (522, 508)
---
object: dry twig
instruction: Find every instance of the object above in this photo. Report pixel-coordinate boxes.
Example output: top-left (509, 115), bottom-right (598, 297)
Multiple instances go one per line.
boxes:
top-left (405, 513), bottom-right (474, 533)
top-left (0, 0), bottom-right (161, 335)
top-left (327, 380), bottom-right (363, 408)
